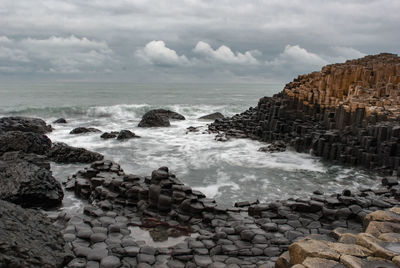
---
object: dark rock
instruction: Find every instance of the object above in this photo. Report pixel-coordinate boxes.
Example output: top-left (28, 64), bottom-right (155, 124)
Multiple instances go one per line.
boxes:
top-left (0, 159), bottom-right (63, 208)
top-left (53, 118), bottom-right (67, 124)
top-left (100, 132), bottom-right (119, 139)
top-left (199, 112), bottom-right (225, 120)
top-left (151, 109), bottom-right (185, 120)
top-left (70, 127), bottom-right (101, 134)
top-left (117, 130), bottom-right (140, 140)
top-left (138, 110), bottom-right (171, 127)
top-left (0, 151), bottom-right (50, 170)
top-left (0, 116), bottom-right (52, 134)
top-left (258, 141), bottom-right (287, 153)
top-left (47, 142), bottom-right (104, 163)
top-left (0, 131), bottom-right (52, 155)
top-left (0, 200), bottom-right (73, 267)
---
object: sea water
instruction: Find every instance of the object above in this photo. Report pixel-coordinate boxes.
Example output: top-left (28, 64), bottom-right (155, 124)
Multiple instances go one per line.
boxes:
top-left (0, 82), bottom-right (380, 206)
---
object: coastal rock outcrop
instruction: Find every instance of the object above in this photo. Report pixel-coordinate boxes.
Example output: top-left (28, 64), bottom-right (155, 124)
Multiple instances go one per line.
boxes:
top-left (0, 159), bottom-right (63, 208)
top-left (0, 131), bottom-right (52, 155)
top-left (47, 142), bottom-right (104, 163)
top-left (209, 53), bottom-right (400, 174)
top-left (70, 127), bottom-right (101, 134)
top-left (199, 112), bottom-right (225, 120)
top-left (0, 116), bottom-right (52, 134)
top-left (116, 130), bottom-right (140, 140)
top-left (138, 109), bottom-right (185, 127)
top-left (53, 118), bottom-right (67, 124)
top-left (0, 199), bottom-right (73, 267)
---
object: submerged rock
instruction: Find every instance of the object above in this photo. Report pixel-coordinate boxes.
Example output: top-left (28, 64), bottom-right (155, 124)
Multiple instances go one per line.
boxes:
top-left (0, 159), bottom-right (63, 208)
top-left (53, 118), bottom-right (67, 124)
top-left (199, 112), bottom-right (225, 120)
top-left (0, 199), bottom-right (73, 267)
top-left (70, 127), bottom-right (101, 134)
top-left (0, 131), bottom-right (52, 156)
top-left (0, 116), bottom-right (52, 134)
top-left (117, 130), bottom-right (140, 140)
top-left (100, 131), bottom-right (119, 139)
top-left (47, 142), bottom-right (104, 163)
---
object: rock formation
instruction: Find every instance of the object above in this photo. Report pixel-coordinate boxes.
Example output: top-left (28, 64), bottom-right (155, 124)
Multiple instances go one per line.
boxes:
top-left (138, 109), bottom-right (185, 127)
top-left (0, 200), bottom-right (73, 267)
top-left (209, 53), bottom-right (400, 174)
top-left (0, 116), bottom-right (52, 134)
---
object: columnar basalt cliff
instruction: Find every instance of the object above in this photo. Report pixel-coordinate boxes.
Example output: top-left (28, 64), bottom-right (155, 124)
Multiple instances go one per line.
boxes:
top-left (209, 53), bottom-right (400, 174)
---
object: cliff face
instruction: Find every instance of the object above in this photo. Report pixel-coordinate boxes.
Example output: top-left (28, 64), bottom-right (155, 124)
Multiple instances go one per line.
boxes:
top-left (209, 53), bottom-right (400, 174)
top-left (284, 53), bottom-right (400, 120)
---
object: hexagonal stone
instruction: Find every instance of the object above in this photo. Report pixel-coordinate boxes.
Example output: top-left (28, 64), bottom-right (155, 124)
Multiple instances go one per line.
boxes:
top-left (86, 261), bottom-right (100, 268)
top-left (73, 246), bottom-right (92, 257)
top-left (108, 224), bottom-right (121, 233)
top-left (64, 233), bottom-right (76, 242)
top-left (137, 253), bottom-right (155, 264)
top-left (87, 248), bottom-right (108, 261)
top-left (140, 246), bottom-right (156, 255)
top-left (124, 246), bottom-right (140, 257)
top-left (68, 258), bottom-right (87, 268)
top-left (91, 233), bottom-right (107, 243)
top-left (194, 255), bottom-right (212, 267)
top-left (77, 228), bottom-right (93, 239)
top-left (100, 255), bottom-right (121, 268)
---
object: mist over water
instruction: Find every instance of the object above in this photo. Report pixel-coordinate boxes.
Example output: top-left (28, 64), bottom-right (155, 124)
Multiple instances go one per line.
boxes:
top-left (1, 82), bottom-right (379, 205)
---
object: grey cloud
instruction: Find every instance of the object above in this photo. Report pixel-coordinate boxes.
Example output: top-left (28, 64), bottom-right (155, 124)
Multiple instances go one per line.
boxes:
top-left (0, 0), bottom-right (398, 82)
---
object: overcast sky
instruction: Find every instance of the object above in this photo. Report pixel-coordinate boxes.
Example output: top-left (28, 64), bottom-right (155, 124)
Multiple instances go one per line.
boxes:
top-left (0, 0), bottom-right (399, 84)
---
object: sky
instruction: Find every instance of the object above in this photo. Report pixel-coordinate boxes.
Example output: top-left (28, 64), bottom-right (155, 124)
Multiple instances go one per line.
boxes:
top-left (0, 0), bottom-right (399, 84)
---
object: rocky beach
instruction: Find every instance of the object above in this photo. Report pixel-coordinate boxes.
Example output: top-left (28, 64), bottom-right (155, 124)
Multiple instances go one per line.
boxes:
top-left (2, 53), bottom-right (400, 268)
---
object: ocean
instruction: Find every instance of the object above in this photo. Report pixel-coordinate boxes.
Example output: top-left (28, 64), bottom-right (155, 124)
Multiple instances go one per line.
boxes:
top-left (0, 82), bottom-right (379, 208)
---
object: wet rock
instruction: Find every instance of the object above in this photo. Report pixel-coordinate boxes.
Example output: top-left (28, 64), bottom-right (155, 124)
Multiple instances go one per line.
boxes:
top-left (199, 112), bottom-right (225, 120)
top-left (100, 256), bottom-right (120, 268)
top-left (150, 109), bottom-right (186, 120)
top-left (53, 118), bottom-right (67, 124)
top-left (0, 159), bottom-right (63, 208)
top-left (47, 142), bottom-right (104, 163)
top-left (0, 200), bottom-right (73, 267)
top-left (0, 131), bottom-right (52, 155)
top-left (138, 110), bottom-right (171, 127)
top-left (0, 151), bottom-right (50, 170)
top-left (117, 130), bottom-right (140, 140)
top-left (70, 127), bottom-right (101, 134)
top-left (100, 132), bottom-right (119, 139)
top-left (258, 141), bottom-right (287, 153)
top-left (0, 116), bottom-right (52, 134)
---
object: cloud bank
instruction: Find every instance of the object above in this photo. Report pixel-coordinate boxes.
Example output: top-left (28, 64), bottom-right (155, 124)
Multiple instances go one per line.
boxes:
top-left (0, 0), bottom-right (398, 82)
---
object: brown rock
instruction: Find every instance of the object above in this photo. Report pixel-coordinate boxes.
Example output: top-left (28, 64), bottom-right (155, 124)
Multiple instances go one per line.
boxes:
top-left (365, 221), bottom-right (400, 237)
top-left (302, 257), bottom-right (341, 268)
top-left (364, 210), bottom-right (400, 227)
top-left (275, 251), bottom-right (291, 268)
top-left (289, 238), bottom-right (340, 264)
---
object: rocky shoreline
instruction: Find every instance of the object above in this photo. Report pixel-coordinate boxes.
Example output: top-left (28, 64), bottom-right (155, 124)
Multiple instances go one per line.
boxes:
top-left (1, 53), bottom-right (400, 267)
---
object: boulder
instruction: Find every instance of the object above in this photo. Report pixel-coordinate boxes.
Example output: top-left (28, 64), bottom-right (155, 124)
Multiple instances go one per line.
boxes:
top-left (138, 109), bottom-right (185, 127)
top-left (138, 110), bottom-right (171, 127)
top-left (53, 118), bottom-right (67, 124)
top-left (0, 159), bottom-right (63, 208)
top-left (151, 109), bottom-right (185, 120)
top-left (0, 116), bottom-right (52, 134)
top-left (100, 131), bottom-right (119, 139)
top-left (0, 131), bottom-right (52, 155)
top-left (199, 112), bottom-right (225, 120)
top-left (0, 200), bottom-right (73, 267)
top-left (70, 127), bottom-right (101, 134)
top-left (47, 142), bottom-right (104, 163)
top-left (117, 130), bottom-right (140, 140)
top-left (258, 141), bottom-right (287, 153)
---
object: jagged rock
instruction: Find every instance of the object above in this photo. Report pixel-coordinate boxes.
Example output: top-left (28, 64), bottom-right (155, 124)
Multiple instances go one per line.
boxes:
top-left (70, 127), bottom-right (101, 134)
top-left (258, 141), bottom-right (287, 153)
top-left (53, 118), bottom-right (67, 124)
top-left (0, 116), bottom-right (52, 134)
top-left (117, 130), bottom-right (140, 140)
top-left (0, 131), bottom-right (52, 155)
top-left (100, 131), bottom-right (119, 139)
top-left (0, 200), bottom-right (73, 267)
top-left (47, 142), bottom-right (104, 163)
top-left (0, 151), bottom-right (50, 170)
top-left (0, 159), bottom-right (63, 208)
top-left (199, 112), bottom-right (225, 120)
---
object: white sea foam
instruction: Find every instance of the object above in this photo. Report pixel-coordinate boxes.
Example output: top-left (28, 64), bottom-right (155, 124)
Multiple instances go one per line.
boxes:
top-left (46, 103), bottom-right (379, 205)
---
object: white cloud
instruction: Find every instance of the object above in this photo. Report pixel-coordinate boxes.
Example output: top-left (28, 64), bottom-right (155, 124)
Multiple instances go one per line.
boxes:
top-left (193, 41), bottom-right (259, 65)
top-left (0, 35), bottom-right (115, 73)
top-left (135, 40), bottom-right (189, 66)
top-left (267, 45), bottom-right (328, 67)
